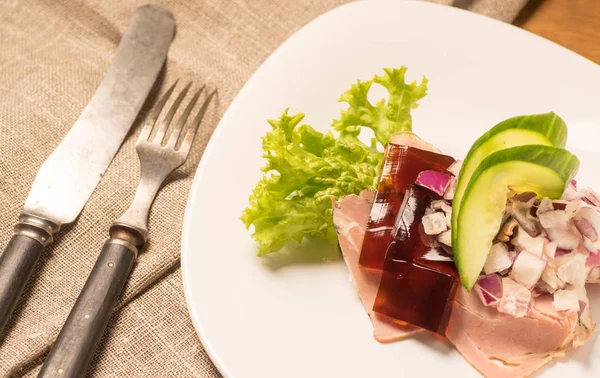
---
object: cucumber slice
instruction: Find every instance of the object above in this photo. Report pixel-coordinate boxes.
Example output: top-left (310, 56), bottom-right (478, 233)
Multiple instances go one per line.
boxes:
top-left (455, 145), bottom-right (579, 290)
top-left (451, 113), bottom-right (567, 247)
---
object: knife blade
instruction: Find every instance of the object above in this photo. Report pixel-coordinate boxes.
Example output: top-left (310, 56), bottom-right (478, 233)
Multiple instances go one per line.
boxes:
top-left (0, 5), bottom-right (175, 337)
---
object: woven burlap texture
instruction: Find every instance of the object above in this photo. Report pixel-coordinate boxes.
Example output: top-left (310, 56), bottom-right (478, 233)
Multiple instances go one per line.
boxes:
top-left (0, 0), bottom-right (527, 377)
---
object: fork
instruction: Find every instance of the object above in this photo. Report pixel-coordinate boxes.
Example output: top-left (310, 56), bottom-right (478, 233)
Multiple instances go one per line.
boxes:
top-left (38, 82), bottom-right (216, 378)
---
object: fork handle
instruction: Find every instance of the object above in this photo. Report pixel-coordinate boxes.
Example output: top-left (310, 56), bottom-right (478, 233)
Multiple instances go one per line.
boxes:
top-left (39, 239), bottom-right (137, 378)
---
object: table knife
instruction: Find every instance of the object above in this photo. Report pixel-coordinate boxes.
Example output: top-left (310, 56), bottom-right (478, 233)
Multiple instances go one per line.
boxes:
top-left (0, 5), bottom-right (175, 337)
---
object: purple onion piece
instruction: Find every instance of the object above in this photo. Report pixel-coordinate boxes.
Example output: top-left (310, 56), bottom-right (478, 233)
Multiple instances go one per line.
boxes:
top-left (475, 274), bottom-right (503, 306)
top-left (415, 170), bottom-right (452, 197)
top-left (555, 248), bottom-right (572, 257)
top-left (552, 202), bottom-right (567, 211)
top-left (573, 217), bottom-right (599, 242)
top-left (582, 188), bottom-right (600, 207)
top-left (586, 251), bottom-right (600, 268)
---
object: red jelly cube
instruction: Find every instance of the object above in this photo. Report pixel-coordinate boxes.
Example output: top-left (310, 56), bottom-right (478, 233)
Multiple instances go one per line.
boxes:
top-left (373, 185), bottom-right (459, 335)
top-left (374, 262), bottom-right (457, 335)
top-left (359, 144), bottom-right (454, 270)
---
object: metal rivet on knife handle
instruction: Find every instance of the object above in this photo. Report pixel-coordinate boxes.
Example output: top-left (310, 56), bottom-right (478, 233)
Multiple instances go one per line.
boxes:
top-left (14, 214), bottom-right (60, 246)
top-left (0, 4), bottom-right (175, 340)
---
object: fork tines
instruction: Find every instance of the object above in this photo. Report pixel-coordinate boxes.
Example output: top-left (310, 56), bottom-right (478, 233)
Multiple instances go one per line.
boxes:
top-left (139, 81), bottom-right (216, 153)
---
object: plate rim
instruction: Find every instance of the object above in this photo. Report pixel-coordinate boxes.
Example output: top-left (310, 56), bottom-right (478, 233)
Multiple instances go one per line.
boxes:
top-left (180, 1), bottom-right (600, 377)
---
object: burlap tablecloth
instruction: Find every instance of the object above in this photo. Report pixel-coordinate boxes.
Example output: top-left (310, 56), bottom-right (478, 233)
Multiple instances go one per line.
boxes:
top-left (0, 0), bottom-right (528, 376)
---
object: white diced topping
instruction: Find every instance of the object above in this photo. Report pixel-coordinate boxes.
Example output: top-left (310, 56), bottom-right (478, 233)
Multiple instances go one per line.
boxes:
top-left (510, 251), bottom-right (546, 289)
top-left (545, 226), bottom-right (581, 250)
top-left (552, 290), bottom-right (580, 312)
top-left (565, 199), bottom-right (584, 217)
top-left (447, 160), bottom-right (463, 176)
top-left (422, 212), bottom-right (447, 235)
top-left (539, 210), bottom-right (569, 229)
top-left (536, 197), bottom-right (555, 216)
top-left (541, 264), bottom-right (564, 292)
top-left (437, 229), bottom-right (452, 247)
top-left (498, 277), bottom-right (532, 318)
top-left (429, 200), bottom-right (452, 215)
top-left (543, 240), bottom-right (558, 259)
top-left (483, 243), bottom-right (513, 275)
top-left (573, 207), bottom-right (600, 242)
top-left (583, 236), bottom-right (599, 254)
top-left (557, 251), bottom-right (588, 287)
top-left (443, 177), bottom-right (457, 201)
top-left (511, 226), bottom-right (545, 257)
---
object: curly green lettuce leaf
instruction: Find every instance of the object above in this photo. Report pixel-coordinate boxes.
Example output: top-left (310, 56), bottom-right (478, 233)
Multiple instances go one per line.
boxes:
top-left (242, 67), bottom-right (428, 255)
top-left (333, 67), bottom-right (428, 145)
top-left (241, 110), bottom-right (381, 255)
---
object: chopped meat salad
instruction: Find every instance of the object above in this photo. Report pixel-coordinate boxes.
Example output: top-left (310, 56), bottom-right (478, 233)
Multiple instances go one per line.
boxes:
top-left (243, 67), bottom-right (597, 377)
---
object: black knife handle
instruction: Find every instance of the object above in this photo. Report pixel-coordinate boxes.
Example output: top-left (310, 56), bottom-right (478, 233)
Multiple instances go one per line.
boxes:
top-left (0, 214), bottom-right (58, 338)
top-left (0, 234), bottom-right (45, 335)
top-left (39, 239), bottom-right (138, 378)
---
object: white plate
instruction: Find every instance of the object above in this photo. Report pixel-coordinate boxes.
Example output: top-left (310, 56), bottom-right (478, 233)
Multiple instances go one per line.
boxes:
top-left (181, 1), bottom-right (600, 377)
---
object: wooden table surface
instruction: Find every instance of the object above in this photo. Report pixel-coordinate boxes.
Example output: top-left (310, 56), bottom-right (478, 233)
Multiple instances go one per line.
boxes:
top-left (518, 0), bottom-right (600, 64)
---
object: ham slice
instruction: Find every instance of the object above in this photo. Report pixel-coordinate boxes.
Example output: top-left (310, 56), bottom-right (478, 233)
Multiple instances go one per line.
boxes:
top-left (446, 287), bottom-right (594, 378)
top-left (333, 191), bottom-right (420, 342)
top-left (391, 132), bottom-right (440, 153)
top-left (333, 190), bottom-right (595, 375)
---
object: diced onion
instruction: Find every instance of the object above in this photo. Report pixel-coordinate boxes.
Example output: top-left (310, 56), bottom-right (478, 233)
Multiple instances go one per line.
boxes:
top-left (561, 181), bottom-right (600, 207)
top-left (511, 226), bottom-right (545, 257)
top-left (543, 240), bottom-right (558, 259)
top-left (415, 170), bottom-right (452, 197)
top-left (581, 188), bottom-right (600, 207)
top-left (475, 274), bottom-right (503, 307)
top-left (446, 160), bottom-right (463, 176)
top-left (422, 212), bottom-right (447, 235)
top-left (545, 226), bottom-right (581, 250)
top-left (555, 248), bottom-right (572, 257)
top-left (443, 177), bottom-right (457, 201)
top-left (561, 180), bottom-right (579, 201)
top-left (437, 229), bottom-right (452, 247)
top-left (541, 264), bottom-right (564, 293)
top-left (573, 207), bottom-right (600, 242)
top-left (498, 277), bottom-right (532, 318)
top-left (539, 210), bottom-right (569, 229)
top-left (509, 203), bottom-right (539, 236)
top-left (536, 197), bottom-right (554, 216)
top-left (583, 237), bottom-right (598, 254)
top-left (552, 289), bottom-right (580, 312)
top-left (586, 250), bottom-right (600, 268)
top-left (429, 200), bottom-right (452, 216)
top-left (483, 243), bottom-right (513, 274)
top-left (510, 251), bottom-right (546, 289)
top-left (557, 251), bottom-right (588, 287)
